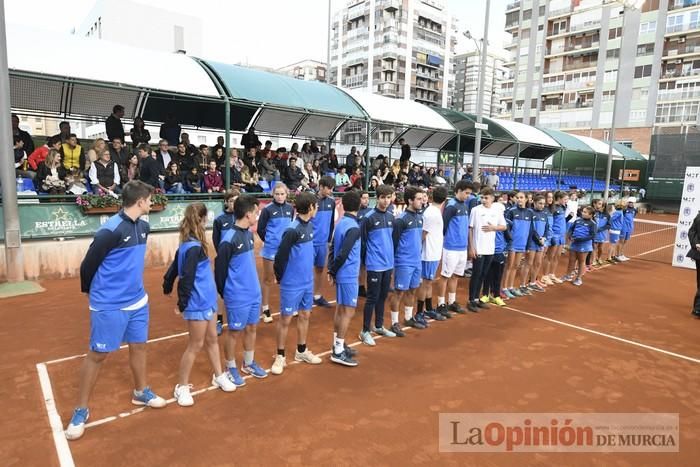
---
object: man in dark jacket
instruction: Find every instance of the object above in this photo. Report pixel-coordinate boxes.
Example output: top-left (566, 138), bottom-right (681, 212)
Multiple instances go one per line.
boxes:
top-left (283, 157), bottom-right (304, 191)
top-left (108, 137), bottom-right (130, 167)
top-left (137, 143), bottom-right (162, 189)
top-left (241, 127), bottom-right (261, 151)
top-left (105, 105), bottom-right (125, 143)
top-left (399, 138), bottom-right (411, 165)
top-left (11, 114), bottom-right (34, 155)
top-left (687, 211), bottom-right (700, 318)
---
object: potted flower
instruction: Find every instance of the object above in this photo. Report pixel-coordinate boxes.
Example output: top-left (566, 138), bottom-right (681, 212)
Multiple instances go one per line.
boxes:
top-left (76, 191), bottom-right (121, 215)
top-left (150, 189), bottom-right (169, 212)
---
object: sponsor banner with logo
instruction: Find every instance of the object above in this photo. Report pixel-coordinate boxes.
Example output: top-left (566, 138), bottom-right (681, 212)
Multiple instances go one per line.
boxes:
top-left (439, 413), bottom-right (679, 453)
top-left (673, 167), bottom-right (700, 269)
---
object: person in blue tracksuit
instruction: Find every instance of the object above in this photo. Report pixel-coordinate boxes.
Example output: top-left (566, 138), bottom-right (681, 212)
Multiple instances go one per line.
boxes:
top-left (66, 181), bottom-right (165, 441)
top-left (257, 183), bottom-right (294, 324)
top-left (215, 195), bottom-right (269, 386)
top-left (390, 186), bottom-right (427, 330)
top-left (608, 203), bottom-right (624, 261)
top-left (592, 198), bottom-right (611, 266)
top-left (357, 190), bottom-right (372, 298)
top-left (327, 191), bottom-right (363, 367)
top-left (618, 197), bottom-right (638, 261)
top-left (503, 192), bottom-right (535, 298)
top-left (359, 184), bottom-right (396, 346)
top-left (163, 203), bottom-right (237, 406)
top-left (436, 180), bottom-right (474, 317)
top-left (312, 176), bottom-right (336, 307)
top-left (539, 191), bottom-right (555, 285)
top-left (271, 192), bottom-right (322, 375)
top-left (543, 191), bottom-right (569, 285)
top-left (524, 194), bottom-right (550, 293)
top-left (212, 189), bottom-right (239, 332)
top-left (565, 206), bottom-right (597, 286)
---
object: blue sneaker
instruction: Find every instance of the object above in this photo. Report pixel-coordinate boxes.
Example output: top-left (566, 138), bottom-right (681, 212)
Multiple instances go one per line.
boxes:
top-left (131, 387), bottom-right (166, 408)
top-left (415, 312), bottom-right (430, 327)
top-left (216, 320), bottom-right (223, 336)
top-left (330, 349), bottom-right (358, 367)
top-left (313, 296), bottom-right (332, 307)
top-left (65, 407), bottom-right (89, 440)
top-left (241, 361), bottom-right (268, 379)
top-left (425, 309), bottom-right (446, 321)
top-left (227, 367), bottom-right (247, 387)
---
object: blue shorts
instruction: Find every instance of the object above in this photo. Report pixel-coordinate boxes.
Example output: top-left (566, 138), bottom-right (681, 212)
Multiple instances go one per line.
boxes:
top-left (90, 304), bottom-right (149, 353)
top-left (261, 246), bottom-right (278, 261)
top-left (336, 283), bottom-right (358, 307)
top-left (313, 244), bottom-right (327, 268)
top-left (609, 233), bottom-right (620, 244)
top-left (421, 260), bottom-right (439, 280)
top-left (183, 308), bottom-right (216, 321)
top-left (394, 265), bottom-right (421, 291)
top-left (621, 231), bottom-right (632, 241)
top-left (527, 241), bottom-right (544, 252)
top-left (549, 235), bottom-right (564, 247)
top-left (509, 245), bottom-right (527, 253)
top-left (280, 288), bottom-right (313, 316)
top-left (570, 241), bottom-right (593, 253)
top-left (594, 233), bottom-right (609, 243)
top-left (226, 302), bottom-right (261, 330)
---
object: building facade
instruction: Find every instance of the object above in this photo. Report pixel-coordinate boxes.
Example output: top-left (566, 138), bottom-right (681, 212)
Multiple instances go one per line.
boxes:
top-left (329, 0), bottom-right (457, 107)
top-left (277, 60), bottom-right (328, 82)
top-left (74, 0), bottom-right (203, 56)
top-left (452, 50), bottom-right (508, 117)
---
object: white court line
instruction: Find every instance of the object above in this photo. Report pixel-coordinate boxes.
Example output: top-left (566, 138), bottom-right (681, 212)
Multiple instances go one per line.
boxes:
top-left (630, 227), bottom-right (675, 239)
top-left (503, 305), bottom-right (700, 365)
top-left (634, 243), bottom-right (674, 257)
top-left (36, 363), bottom-right (75, 467)
top-left (84, 320), bottom-right (412, 429)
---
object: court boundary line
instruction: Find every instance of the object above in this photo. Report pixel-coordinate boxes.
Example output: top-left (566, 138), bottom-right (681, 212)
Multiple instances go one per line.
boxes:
top-left (36, 363), bottom-right (75, 467)
top-left (503, 305), bottom-right (700, 365)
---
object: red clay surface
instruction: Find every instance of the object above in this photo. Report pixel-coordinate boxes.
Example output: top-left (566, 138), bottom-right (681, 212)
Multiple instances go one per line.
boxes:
top-left (2, 219), bottom-right (699, 466)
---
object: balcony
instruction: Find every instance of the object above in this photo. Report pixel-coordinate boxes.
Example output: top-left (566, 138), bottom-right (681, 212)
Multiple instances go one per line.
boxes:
top-left (382, 0), bottom-right (401, 11)
top-left (569, 21), bottom-right (601, 34)
top-left (542, 82), bottom-right (566, 93)
top-left (506, 1), bottom-right (520, 11)
top-left (666, 22), bottom-right (700, 35)
top-left (548, 6), bottom-right (572, 18)
top-left (379, 82), bottom-right (399, 97)
top-left (343, 75), bottom-right (366, 88)
top-left (664, 45), bottom-right (700, 58)
top-left (657, 88), bottom-right (700, 101)
top-left (416, 69), bottom-right (439, 80)
top-left (565, 79), bottom-right (596, 91)
top-left (501, 89), bottom-right (514, 98)
top-left (415, 80), bottom-right (437, 91)
top-left (669, 0), bottom-right (700, 11)
top-left (563, 60), bottom-right (597, 72)
top-left (661, 67), bottom-right (700, 79)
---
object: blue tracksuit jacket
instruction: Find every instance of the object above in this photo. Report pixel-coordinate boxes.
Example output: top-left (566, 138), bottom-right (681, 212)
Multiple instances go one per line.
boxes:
top-left (361, 208), bottom-right (394, 272)
top-left (215, 225), bottom-right (262, 306)
top-left (257, 200), bottom-right (294, 257)
top-left (443, 198), bottom-right (469, 251)
top-left (163, 239), bottom-right (217, 313)
top-left (274, 218), bottom-right (314, 289)
top-left (393, 209), bottom-right (423, 268)
top-left (329, 213), bottom-right (361, 284)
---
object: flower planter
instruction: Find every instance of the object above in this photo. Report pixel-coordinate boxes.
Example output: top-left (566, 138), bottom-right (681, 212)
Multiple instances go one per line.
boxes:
top-left (82, 206), bottom-right (120, 215)
top-left (150, 204), bottom-right (166, 212)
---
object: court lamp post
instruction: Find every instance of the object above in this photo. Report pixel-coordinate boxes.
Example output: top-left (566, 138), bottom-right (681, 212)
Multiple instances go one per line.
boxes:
top-left (464, 0), bottom-right (490, 182)
top-left (603, 0), bottom-right (646, 201)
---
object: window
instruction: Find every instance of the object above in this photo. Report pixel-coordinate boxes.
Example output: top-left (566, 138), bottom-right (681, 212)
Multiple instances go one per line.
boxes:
top-left (538, 24), bottom-right (544, 31)
top-left (641, 0), bottom-right (659, 12)
top-left (691, 11), bottom-right (700, 30)
top-left (516, 100), bottom-right (524, 111)
top-left (606, 48), bottom-right (620, 59)
top-left (636, 43), bottom-right (654, 56)
top-left (666, 14), bottom-right (684, 33)
top-left (605, 70), bottom-right (618, 82)
top-left (602, 90), bottom-right (616, 101)
top-left (608, 27), bottom-right (622, 40)
top-left (539, 5), bottom-right (545, 16)
top-left (634, 64), bottom-right (653, 78)
top-left (639, 21), bottom-right (657, 35)
top-left (523, 9), bottom-right (532, 21)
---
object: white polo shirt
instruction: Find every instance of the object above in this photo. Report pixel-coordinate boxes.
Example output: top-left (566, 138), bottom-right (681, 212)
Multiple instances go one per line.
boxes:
top-left (421, 204), bottom-right (443, 261)
top-left (469, 204), bottom-right (506, 255)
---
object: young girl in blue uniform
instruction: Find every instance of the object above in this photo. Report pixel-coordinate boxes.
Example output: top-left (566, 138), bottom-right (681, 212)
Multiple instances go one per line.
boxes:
top-left (503, 192), bottom-right (534, 298)
top-left (618, 197), bottom-right (638, 261)
top-left (564, 206), bottom-right (597, 286)
top-left (163, 202), bottom-right (237, 407)
top-left (592, 198), bottom-right (611, 266)
top-left (543, 191), bottom-right (568, 284)
top-left (212, 189), bottom-right (239, 333)
top-left (608, 203), bottom-right (624, 262)
top-left (525, 194), bottom-right (550, 293)
top-left (539, 191), bottom-right (555, 286)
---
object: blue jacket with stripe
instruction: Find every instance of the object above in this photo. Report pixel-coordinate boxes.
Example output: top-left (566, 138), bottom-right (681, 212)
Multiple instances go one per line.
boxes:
top-left (569, 218), bottom-right (597, 245)
top-left (215, 225), bottom-right (261, 306)
top-left (622, 206), bottom-right (637, 233)
top-left (505, 206), bottom-right (534, 251)
top-left (594, 210), bottom-right (611, 242)
top-left (393, 209), bottom-right (423, 268)
top-left (329, 214), bottom-right (361, 284)
top-left (163, 239), bottom-right (217, 313)
top-left (442, 198), bottom-right (469, 251)
top-left (530, 208), bottom-right (550, 247)
top-left (80, 211), bottom-right (148, 310)
top-left (361, 208), bottom-right (394, 272)
top-left (274, 218), bottom-right (314, 289)
top-left (257, 200), bottom-right (294, 253)
top-left (610, 210), bottom-right (623, 232)
top-left (212, 210), bottom-right (235, 247)
top-left (312, 195), bottom-right (335, 246)
top-left (551, 204), bottom-right (567, 237)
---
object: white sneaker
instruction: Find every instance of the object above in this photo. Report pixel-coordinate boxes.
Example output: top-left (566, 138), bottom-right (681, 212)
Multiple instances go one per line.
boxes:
top-left (294, 349), bottom-right (322, 365)
top-left (271, 355), bottom-right (287, 375)
top-left (620, 255), bottom-right (630, 261)
top-left (212, 373), bottom-right (236, 393)
top-left (292, 311), bottom-right (299, 317)
top-left (262, 314), bottom-right (273, 323)
top-left (174, 384), bottom-right (194, 407)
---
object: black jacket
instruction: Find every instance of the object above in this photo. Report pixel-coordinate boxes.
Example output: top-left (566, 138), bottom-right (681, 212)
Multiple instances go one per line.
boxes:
top-left (35, 163), bottom-right (67, 190)
top-left (105, 114), bottom-right (125, 143)
top-left (14, 128), bottom-right (34, 155)
top-left (138, 156), bottom-right (161, 187)
top-left (687, 213), bottom-right (700, 260)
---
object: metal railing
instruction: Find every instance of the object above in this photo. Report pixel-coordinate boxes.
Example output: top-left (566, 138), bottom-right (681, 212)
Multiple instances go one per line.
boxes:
top-left (657, 88), bottom-right (700, 101)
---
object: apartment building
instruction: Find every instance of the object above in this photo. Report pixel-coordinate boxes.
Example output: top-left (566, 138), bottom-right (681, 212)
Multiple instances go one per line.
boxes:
top-left (452, 50), bottom-right (509, 116)
top-left (277, 60), bottom-right (328, 82)
top-left (499, 0), bottom-right (670, 154)
top-left (329, 0), bottom-right (457, 108)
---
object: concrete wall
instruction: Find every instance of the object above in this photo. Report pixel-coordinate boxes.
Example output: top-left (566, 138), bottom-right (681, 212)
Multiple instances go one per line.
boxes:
top-left (0, 232), bottom-right (182, 282)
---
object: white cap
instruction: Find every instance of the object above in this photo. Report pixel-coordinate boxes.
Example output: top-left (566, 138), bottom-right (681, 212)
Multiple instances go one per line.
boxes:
top-left (627, 197), bottom-right (637, 203)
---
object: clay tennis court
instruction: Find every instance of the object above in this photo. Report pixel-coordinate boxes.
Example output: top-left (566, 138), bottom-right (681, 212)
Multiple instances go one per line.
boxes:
top-left (2, 214), bottom-right (699, 466)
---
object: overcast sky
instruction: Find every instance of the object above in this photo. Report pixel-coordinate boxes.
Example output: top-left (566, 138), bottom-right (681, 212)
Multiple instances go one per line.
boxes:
top-left (5, 0), bottom-right (509, 68)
